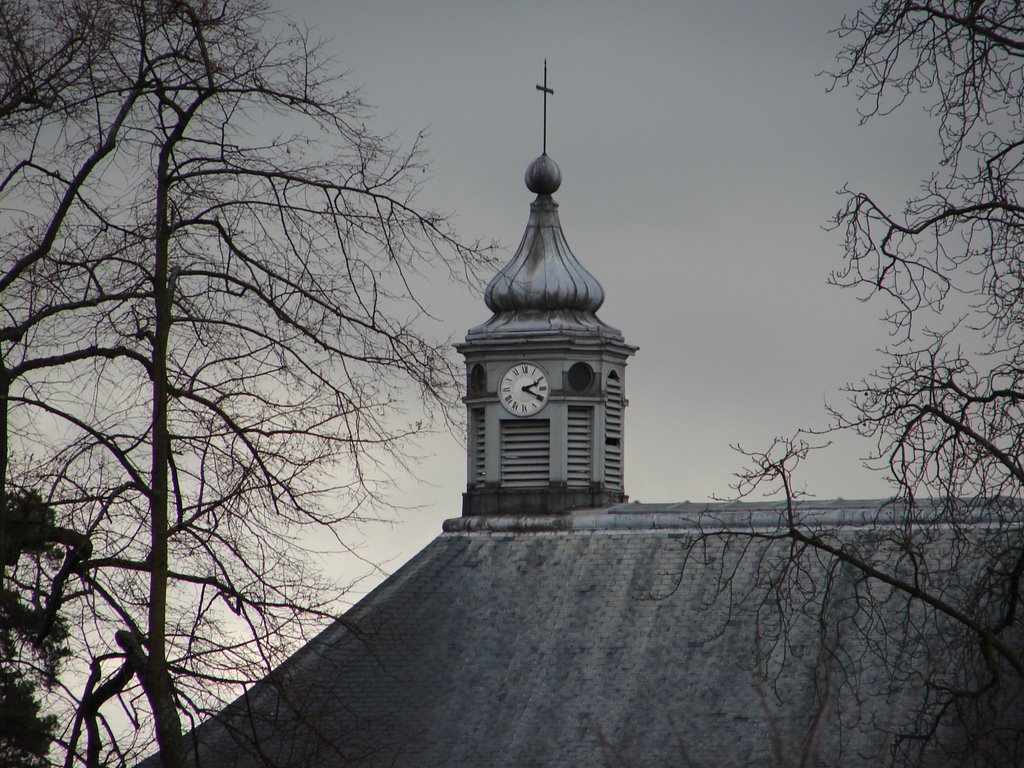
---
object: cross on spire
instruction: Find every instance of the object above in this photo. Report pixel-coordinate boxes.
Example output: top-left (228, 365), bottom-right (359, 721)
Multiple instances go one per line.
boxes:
top-left (535, 59), bottom-right (553, 155)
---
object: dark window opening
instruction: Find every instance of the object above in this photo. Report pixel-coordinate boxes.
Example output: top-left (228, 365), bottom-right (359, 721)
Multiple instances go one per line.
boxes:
top-left (469, 364), bottom-right (487, 395)
top-left (567, 362), bottom-right (594, 392)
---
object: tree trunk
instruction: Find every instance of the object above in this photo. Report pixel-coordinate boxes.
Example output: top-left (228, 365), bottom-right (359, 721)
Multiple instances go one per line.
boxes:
top-left (146, 137), bottom-right (184, 768)
top-left (0, 363), bottom-right (8, 587)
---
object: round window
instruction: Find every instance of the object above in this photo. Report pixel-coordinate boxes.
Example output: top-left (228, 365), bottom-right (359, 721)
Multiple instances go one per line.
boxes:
top-left (567, 362), bottom-right (594, 392)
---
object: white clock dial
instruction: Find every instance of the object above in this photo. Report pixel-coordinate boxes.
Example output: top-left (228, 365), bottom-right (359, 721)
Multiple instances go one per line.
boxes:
top-left (499, 362), bottom-right (550, 416)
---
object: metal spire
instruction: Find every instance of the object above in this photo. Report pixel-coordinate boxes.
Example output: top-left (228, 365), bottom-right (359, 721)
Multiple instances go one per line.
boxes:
top-left (535, 59), bottom-right (553, 155)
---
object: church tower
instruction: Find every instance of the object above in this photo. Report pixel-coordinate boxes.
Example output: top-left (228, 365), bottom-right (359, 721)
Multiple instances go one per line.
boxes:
top-left (458, 71), bottom-right (636, 516)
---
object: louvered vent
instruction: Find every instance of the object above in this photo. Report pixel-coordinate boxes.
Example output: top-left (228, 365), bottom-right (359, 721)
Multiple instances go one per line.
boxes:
top-left (605, 371), bottom-right (623, 490)
top-left (471, 408), bottom-right (486, 486)
top-left (567, 407), bottom-right (593, 488)
top-left (500, 419), bottom-right (550, 488)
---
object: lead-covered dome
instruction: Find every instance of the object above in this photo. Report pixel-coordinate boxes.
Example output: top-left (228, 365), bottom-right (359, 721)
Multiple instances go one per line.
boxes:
top-left (483, 154), bottom-right (604, 315)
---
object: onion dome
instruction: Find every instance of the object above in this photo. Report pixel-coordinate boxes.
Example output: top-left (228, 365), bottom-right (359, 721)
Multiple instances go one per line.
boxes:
top-left (484, 154), bottom-right (605, 314)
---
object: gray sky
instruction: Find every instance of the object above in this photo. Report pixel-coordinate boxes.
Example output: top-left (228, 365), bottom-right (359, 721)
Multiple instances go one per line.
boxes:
top-left (290, 0), bottom-right (943, 592)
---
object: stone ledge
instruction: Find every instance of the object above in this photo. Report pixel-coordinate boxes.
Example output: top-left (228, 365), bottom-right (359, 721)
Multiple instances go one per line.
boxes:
top-left (442, 498), bottom-right (1015, 534)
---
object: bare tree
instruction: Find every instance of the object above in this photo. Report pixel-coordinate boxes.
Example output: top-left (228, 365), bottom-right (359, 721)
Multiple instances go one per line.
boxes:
top-left (825, 1), bottom-right (1024, 722)
top-left (0, 2), bottom-right (491, 767)
top-left (827, 0), bottom-right (1024, 504)
top-left (666, 3), bottom-right (1024, 764)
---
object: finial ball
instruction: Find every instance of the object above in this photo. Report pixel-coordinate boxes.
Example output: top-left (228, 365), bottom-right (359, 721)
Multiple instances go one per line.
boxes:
top-left (525, 154), bottom-right (562, 195)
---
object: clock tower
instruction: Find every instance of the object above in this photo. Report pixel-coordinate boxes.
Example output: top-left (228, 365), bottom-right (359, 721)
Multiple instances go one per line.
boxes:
top-left (457, 142), bottom-right (637, 516)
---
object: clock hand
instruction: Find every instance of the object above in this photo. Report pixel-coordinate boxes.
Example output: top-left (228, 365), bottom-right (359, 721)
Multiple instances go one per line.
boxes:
top-left (520, 381), bottom-right (545, 401)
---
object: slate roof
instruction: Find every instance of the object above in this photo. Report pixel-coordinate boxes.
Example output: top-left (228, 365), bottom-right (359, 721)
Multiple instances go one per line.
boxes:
top-left (173, 500), bottom-right (1022, 767)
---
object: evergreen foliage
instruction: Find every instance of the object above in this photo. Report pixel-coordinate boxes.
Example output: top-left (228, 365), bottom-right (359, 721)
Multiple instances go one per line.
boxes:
top-left (1, 491), bottom-right (70, 768)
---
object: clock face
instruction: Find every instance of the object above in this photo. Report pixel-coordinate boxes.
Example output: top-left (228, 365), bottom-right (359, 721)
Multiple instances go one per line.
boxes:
top-left (499, 362), bottom-right (550, 416)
